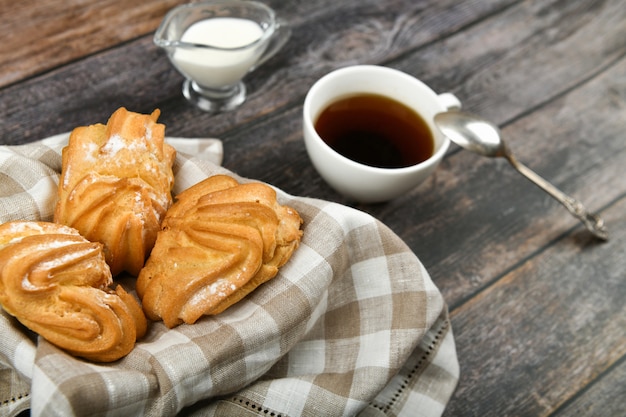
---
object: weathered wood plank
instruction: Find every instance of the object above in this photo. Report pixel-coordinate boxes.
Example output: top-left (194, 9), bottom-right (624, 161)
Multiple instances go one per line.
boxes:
top-left (0, 0), bottom-right (518, 144)
top-left (554, 357), bottom-right (626, 417)
top-left (443, 196), bottom-right (626, 416)
top-left (394, 0), bottom-right (626, 125)
top-left (0, 0), bottom-right (187, 87)
top-left (408, 56), bottom-right (626, 306)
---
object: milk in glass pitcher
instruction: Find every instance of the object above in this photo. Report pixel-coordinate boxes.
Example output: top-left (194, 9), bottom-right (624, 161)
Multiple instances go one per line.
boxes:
top-left (155, 1), bottom-right (291, 112)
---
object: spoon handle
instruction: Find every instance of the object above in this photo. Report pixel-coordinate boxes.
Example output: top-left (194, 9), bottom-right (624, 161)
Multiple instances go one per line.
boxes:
top-left (505, 154), bottom-right (609, 241)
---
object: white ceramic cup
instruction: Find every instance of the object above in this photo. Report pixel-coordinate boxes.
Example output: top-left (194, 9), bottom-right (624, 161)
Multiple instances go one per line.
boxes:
top-left (303, 65), bottom-right (461, 203)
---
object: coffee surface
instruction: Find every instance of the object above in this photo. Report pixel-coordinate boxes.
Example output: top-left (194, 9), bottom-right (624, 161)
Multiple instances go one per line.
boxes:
top-left (314, 93), bottom-right (434, 168)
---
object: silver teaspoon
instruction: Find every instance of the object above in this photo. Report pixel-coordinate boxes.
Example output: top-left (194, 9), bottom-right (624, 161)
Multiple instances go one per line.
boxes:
top-left (434, 110), bottom-right (608, 241)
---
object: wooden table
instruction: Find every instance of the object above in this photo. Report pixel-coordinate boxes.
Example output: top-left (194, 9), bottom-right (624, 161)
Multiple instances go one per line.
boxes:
top-left (1, 0), bottom-right (625, 415)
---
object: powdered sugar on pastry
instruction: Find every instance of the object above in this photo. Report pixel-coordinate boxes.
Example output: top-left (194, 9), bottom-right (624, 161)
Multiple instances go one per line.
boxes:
top-left (137, 175), bottom-right (303, 328)
top-left (54, 108), bottom-right (176, 276)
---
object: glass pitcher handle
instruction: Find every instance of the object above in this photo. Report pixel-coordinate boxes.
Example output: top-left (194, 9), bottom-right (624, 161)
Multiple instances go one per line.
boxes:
top-left (251, 19), bottom-right (291, 71)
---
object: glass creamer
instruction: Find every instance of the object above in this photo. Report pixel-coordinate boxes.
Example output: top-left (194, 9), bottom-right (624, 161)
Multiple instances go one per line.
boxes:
top-left (155, 1), bottom-right (291, 113)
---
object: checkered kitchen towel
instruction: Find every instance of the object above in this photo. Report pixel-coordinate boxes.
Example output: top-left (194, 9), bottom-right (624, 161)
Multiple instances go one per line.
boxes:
top-left (0, 134), bottom-right (459, 417)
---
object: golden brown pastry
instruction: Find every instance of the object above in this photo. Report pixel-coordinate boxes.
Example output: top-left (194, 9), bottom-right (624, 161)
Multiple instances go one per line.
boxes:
top-left (136, 175), bottom-right (303, 328)
top-left (54, 107), bottom-right (176, 276)
top-left (0, 221), bottom-right (147, 362)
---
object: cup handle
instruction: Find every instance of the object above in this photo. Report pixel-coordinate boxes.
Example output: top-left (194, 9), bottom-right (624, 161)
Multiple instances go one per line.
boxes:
top-left (438, 92), bottom-right (462, 110)
top-left (251, 19), bottom-right (291, 71)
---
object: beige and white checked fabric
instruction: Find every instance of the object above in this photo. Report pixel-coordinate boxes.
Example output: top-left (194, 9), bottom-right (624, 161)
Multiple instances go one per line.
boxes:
top-left (0, 135), bottom-right (458, 417)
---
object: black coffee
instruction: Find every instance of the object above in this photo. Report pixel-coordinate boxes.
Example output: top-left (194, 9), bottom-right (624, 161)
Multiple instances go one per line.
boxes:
top-left (314, 93), bottom-right (434, 168)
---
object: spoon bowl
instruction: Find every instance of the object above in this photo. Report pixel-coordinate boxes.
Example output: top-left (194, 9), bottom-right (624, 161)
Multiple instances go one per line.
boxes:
top-left (434, 111), bottom-right (507, 158)
top-left (434, 110), bottom-right (608, 241)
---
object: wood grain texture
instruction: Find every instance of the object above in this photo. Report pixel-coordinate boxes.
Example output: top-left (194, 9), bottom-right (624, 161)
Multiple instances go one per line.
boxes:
top-left (0, 0), bottom-right (519, 144)
top-left (555, 356), bottom-right (626, 416)
top-left (0, 0), bottom-right (625, 415)
top-left (0, 0), bottom-right (187, 87)
top-left (416, 57), bottom-right (626, 307)
top-left (408, 0), bottom-right (626, 124)
top-left (444, 197), bottom-right (626, 417)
